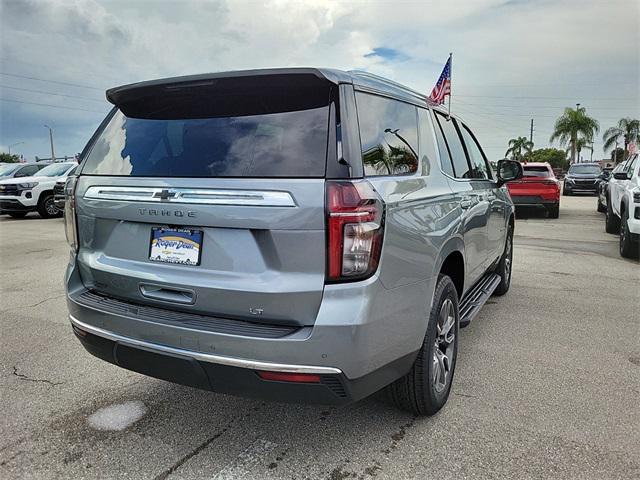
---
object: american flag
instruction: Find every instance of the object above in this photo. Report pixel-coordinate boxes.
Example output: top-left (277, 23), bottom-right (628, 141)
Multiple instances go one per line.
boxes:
top-left (428, 56), bottom-right (452, 104)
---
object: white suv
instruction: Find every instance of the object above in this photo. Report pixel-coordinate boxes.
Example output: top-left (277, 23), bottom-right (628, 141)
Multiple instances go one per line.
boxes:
top-left (0, 162), bottom-right (77, 219)
top-left (605, 153), bottom-right (639, 258)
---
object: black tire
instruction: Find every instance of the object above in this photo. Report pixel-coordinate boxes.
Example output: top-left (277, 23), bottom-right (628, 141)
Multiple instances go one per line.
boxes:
top-left (597, 199), bottom-right (606, 213)
top-left (563, 187), bottom-right (571, 196)
top-left (619, 207), bottom-right (639, 259)
top-left (547, 204), bottom-right (560, 219)
top-left (37, 194), bottom-right (61, 219)
top-left (605, 198), bottom-right (620, 234)
top-left (386, 274), bottom-right (459, 416)
top-left (493, 223), bottom-right (514, 296)
top-left (8, 212), bottom-right (28, 219)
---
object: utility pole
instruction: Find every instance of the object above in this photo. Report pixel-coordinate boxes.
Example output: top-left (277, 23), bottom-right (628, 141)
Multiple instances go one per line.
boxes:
top-left (529, 119), bottom-right (534, 144)
top-left (44, 125), bottom-right (56, 163)
top-left (8, 142), bottom-right (24, 155)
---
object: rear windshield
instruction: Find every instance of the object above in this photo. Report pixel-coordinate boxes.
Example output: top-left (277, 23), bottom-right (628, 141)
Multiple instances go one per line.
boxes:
top-left (523, 166), bottom-right (551, 177)
top-left (82, 107), bottom-right (330, 178)
top-left (568, 165), bottom-right (600, 174)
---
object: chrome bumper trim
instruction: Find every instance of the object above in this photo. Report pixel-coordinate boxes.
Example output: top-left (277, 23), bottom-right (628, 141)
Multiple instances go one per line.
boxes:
top-left (69, 315), bottom-right (342, 375)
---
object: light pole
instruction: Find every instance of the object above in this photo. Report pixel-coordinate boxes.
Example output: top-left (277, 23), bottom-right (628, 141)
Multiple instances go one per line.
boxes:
top-left (44, 125), bottom-right (56, 163)
top-left (8, 142), bottom-right (25, 155)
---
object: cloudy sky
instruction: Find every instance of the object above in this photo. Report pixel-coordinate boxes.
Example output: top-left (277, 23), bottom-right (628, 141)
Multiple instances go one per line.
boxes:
top-left (1, 0), bottom-right (638, 163)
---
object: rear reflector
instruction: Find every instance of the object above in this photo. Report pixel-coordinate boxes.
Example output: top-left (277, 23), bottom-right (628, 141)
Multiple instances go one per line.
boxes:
top-left (257, 371), bottom-right (321, 383)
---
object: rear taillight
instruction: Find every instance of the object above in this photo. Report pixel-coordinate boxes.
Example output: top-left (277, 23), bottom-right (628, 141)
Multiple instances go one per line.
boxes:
top-left (63, 175), bottom-right (79, 252)
top-left (326, 180), bottom-right (384, 282)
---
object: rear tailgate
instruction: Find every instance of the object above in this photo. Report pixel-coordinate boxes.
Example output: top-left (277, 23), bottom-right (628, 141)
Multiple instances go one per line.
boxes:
top-left (74, 177), bottom-right (325, 326)
top-left (508, 166), bottom-right (559, 200)
top-left (75, 72), bottom-right (336, 326)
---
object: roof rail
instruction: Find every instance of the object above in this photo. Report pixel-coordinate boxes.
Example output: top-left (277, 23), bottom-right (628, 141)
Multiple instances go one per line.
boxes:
top-left (348, 70), bottom-right (425, 97)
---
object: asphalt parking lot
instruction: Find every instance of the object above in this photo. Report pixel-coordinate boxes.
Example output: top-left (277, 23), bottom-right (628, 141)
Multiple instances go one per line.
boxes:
top-left (1, 195), bottom-right (638, 480)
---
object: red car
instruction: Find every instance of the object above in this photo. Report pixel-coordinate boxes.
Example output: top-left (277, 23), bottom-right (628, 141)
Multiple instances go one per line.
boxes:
top-left (506, 162), bottom-right (561, 218)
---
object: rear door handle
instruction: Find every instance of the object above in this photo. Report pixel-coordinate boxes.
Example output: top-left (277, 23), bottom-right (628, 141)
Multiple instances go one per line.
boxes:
top-left (139, 283), bottom-right (196, 305)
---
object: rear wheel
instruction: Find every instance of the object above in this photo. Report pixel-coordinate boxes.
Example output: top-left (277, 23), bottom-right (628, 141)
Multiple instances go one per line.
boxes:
top-left (619, 208), bottom-right (639, 259)
top-left (605, 198), bottom-right (620, 234)
top-left (547, 204), bottom-right (560, 219)
top-left (387, 274), bottom-right (459, 416)
top-left (493, 223), bottom-right (513, 296)
top-left (8, 212), bottom-right (28, 219)
top-left (37, 194), bottom-right (61, 219)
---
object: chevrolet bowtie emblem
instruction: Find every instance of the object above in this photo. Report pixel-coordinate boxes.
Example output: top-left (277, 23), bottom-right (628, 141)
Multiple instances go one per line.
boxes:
top-left (153, 189), bottom-right (177, 200)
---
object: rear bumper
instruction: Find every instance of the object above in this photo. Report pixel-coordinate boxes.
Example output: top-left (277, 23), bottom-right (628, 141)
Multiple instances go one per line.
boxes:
top-left (510, 195), bottom-right (558, 207)
top-left (65, 259), bottom-right (429, 404)
top-left (70, 314), bottom-right (416, 405)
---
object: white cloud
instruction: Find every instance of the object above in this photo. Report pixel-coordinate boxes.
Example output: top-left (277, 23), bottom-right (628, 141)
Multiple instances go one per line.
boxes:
top-left (1, 0), bottom-right (638, 161)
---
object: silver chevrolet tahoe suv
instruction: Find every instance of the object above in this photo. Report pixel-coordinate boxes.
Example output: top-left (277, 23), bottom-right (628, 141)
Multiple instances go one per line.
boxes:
top-left (64, 68), bottom-right (523, 415)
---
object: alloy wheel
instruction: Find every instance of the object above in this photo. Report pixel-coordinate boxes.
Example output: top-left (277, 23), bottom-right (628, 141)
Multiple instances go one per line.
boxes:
top-left (433, 298), bottom-right (456, 393)
top-left (504, 234), bottom-right (512, 282)
top-left (45, 198), bottom-right (59, 216)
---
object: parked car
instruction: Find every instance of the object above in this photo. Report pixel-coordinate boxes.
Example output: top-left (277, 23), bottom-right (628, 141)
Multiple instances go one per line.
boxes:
top-left (506, 162), bottom-right (560, 218)
top-left (597, 165), bottom-right (622, 213)
top-left (0, 162), bottom-right (77, 218)
top-left (64, 68), bottom-right (523, 416)
top-left (0, 162), bottom-right (46, 179)
top-left (604, 153), bottom-right (639, 258)
top-left (563, 163), bottom-right (602, 196)
top-left (54, 166), bottom-right (77, 210)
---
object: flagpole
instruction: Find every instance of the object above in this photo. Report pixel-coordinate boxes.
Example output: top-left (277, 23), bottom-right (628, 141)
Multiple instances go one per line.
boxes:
top-left (447, 52), bottom-right (452, 118)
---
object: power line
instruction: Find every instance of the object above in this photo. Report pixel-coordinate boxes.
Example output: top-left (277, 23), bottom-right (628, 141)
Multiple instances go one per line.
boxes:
top-left (454, 93), bottom-right (633, 101)
top-left (0, 72), bottom-right (104, 91)
top-left (452, 102), bottom-right (630, 111)
top-left (0, 97), bottom-right (107, 113)
top-left (0, 84), bottom-right (105, 103)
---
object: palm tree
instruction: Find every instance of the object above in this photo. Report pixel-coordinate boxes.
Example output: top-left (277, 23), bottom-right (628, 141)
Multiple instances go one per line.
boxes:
top-left (602, 117), bottom-right (639, 162)
top-left (505, 136), bottom-right (533, 161)
top-left (550, 106), bottom-right (599, 164)
top-left (574, 136), bottom-right (593, 162)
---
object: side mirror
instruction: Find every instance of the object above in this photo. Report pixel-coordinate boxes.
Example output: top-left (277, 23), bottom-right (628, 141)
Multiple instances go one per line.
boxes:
top-left (496, 159), bottom-right (523, 185)
top-left (613, 172), bottom-right (628, 180)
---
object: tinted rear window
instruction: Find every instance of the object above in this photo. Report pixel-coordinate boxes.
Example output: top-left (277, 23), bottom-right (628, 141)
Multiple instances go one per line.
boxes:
top-left (82, 107), bottom-right (330, 178)
top-left (523, 166), bottom-right (551, 177)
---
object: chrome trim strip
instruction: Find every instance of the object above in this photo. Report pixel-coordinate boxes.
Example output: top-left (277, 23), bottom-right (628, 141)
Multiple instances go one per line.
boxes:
top-left (84, 186), bottom-right (297, 207)
top-left (69, 315), bottom-right (342, 375)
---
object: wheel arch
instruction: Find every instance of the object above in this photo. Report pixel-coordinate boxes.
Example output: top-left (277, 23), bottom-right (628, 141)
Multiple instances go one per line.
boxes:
top-left (433, 238), bottom-right (465, 300)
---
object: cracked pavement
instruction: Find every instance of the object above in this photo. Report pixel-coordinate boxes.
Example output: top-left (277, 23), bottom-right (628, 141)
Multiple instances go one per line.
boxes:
top-left (1, 196), bottom-right (639, 479)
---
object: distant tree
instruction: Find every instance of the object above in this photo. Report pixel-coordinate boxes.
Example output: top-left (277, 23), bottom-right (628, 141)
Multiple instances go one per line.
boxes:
top-left (523, 148), bottom-right (569, 170)
top-left (550, 106), bottom-right (599, 164)
top-left (610, 147), bottom-right (626, 163)
top-left (602, 117), bottom-right (639, 161)
top-left (0, 152), bottom-right (20, 163)
top-left (574, 136), bottom-right (593, 162)
top-left (505, 136), bottom-right (533, 161)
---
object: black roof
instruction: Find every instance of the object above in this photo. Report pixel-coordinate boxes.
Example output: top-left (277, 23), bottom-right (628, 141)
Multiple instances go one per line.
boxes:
top-left (106, 67), bottom-right (441, 111)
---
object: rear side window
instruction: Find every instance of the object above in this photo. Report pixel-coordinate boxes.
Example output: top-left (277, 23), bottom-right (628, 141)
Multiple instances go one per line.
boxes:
top-left (459, 124), bottom-right (491, 180)
top-left (523, 166), bottom-right (552, 177)
top-left (432, 112), bottom-right (454, 177)
top-left (82, 106), bottom-right (330, 178)
top-left (434, 112), bottom-right (471, 179)
top-left (355, 92), bottom-right (418, 176)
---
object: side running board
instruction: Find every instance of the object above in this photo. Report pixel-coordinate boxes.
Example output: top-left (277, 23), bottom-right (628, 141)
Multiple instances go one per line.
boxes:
top-left (459, 273), bottom-right (501, 328)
